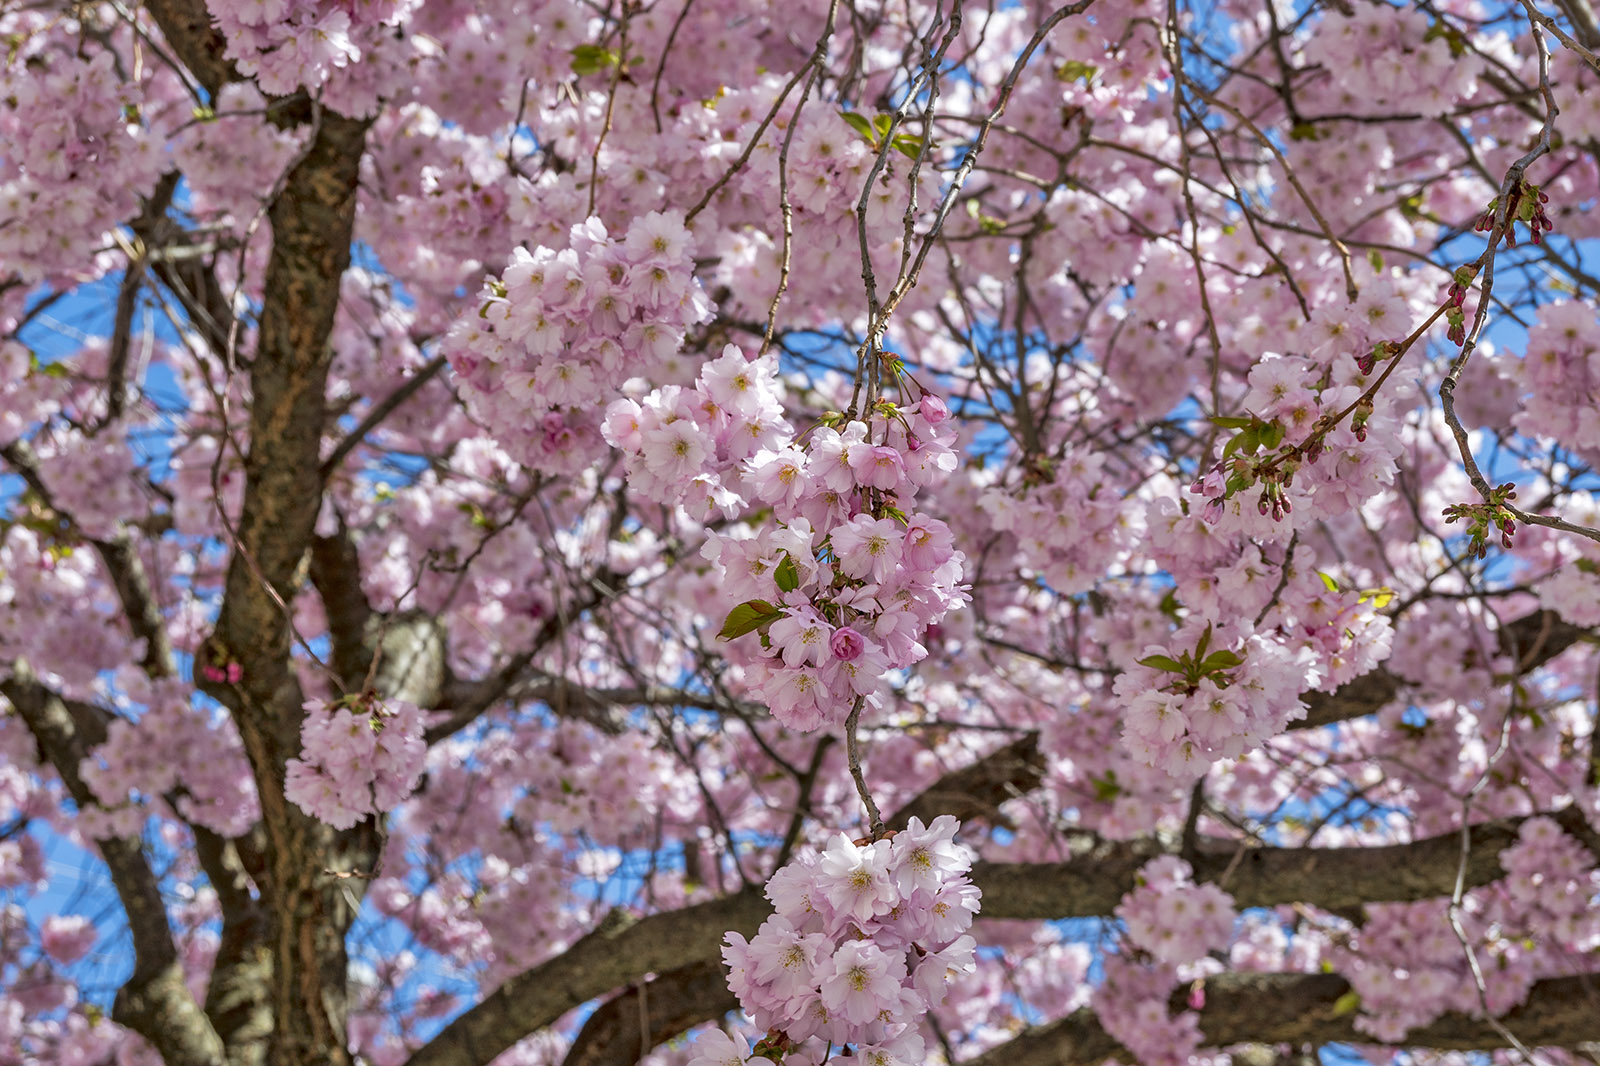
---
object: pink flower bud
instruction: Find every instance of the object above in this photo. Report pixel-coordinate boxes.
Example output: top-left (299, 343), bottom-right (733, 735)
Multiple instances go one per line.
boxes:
top-left (830, 626), bottom-right (866, 662)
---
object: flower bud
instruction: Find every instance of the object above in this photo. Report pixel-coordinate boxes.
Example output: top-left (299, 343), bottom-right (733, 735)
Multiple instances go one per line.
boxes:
top-left (830, 626), bottom-right (866, 662)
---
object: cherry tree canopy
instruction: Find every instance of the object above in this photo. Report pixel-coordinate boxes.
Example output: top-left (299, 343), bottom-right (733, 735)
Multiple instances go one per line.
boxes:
top-left (4, 0), bottom-right (1600, 1064)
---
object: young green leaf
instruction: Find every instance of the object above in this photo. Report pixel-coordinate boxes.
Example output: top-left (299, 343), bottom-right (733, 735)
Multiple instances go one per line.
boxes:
top-left (839, 110), bottom-right (877, 143)
top-left (570, 44), bottom-right (620, 76)
top-left (774, 552), bottom-right (799, 593)
top-left (718, 599), bottom-right (779, 640)
top-left (1138, 654), bottom-right (1188, 674)
top-left (1197, 650), bottom-right (1244, 674)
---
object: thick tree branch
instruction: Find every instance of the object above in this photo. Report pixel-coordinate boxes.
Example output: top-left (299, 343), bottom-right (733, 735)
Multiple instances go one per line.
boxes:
top-left (194, 107), bottom-right (376, 1066)
top-left (561, 960), bottom-right (737, 1066)
top-left (402, 893), bottom-right (771, 1066)
top-left (1298, 609), bottom-right (1586, 730)
top-left (139, 0), bottom-right (237, 97)
top-left (2, 666), bottom-right (226, 1066)
top-left (308, 528), bottom-right (447, 702)
top-left (887, 732), bottom-right (1043, 830)
top-left (974, 804), bottom-right (1600, 919)
top-left (194, 827), bottom-right (274, 1066)
top-left (961, 971), bottom-right (1600, 1066)
top-left (427, 784), bottom-right (1600, 1066)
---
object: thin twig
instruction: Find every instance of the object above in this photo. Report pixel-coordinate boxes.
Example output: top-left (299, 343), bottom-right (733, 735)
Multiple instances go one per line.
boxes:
top-left (844, 695), bottom-right (885, 839)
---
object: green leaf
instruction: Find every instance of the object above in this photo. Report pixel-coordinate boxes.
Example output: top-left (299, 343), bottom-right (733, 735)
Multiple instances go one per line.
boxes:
top-left (1358, 586), bottom-right (1395, 610)
top-left (1209, 415), bottom-right (1255, 429)
top-left (1091, 770), bottom-right (1122, 801)
top-left (1424, 21), bottom-right (1467, 57)
top-left (1195, 623), bottom-right (1213, 662)
top-left (1197, 650), bottom-right (1244, 674)
top-left (570, 44), bottom-right (620, 76)
top-left (840, 110), bottom-right (877, 143)
top-left (1332, 990), bottom-right (1362, 1017)
top-left (1317, 570), bottom-right (1341, 593)
top-left (872, 113), bottom-right (895, 140)
top-left (1367, 249), bottom-right (1384, 272)
top-left (718, 599), bottom-right (779, 640)
top-left (1138, 654), bottom-right (1187, 674)
top-left (891, 133), bottom-right (924, 160)
top-left (1055, 59), bottom-right (1097, 83)
top-left (774, 552), bottom-right (799, 593)
top-left (1222, 425), bottom-right (1260, 460)
top-left (1260, 420), bottom-right (1284, 450)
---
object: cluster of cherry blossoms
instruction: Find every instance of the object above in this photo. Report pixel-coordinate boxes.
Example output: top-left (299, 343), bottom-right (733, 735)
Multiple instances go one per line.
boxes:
top-left (207, 0), bottom-right (404, 101)
top-left (1185, 344), bottom-right (1409, 538)
top-left (1537, 494), bottom-right (1600, 627)
top-left (448, 211), bottom-right (712, 475)
top-left (0, 48), bottom-right (161, 281)
top-left (1335, 816), bottom-right (1600, 1042)
top-left (1114, 621), bottom-right (1305, 781)
top-left (38, 915), bottom-right (97, 967)
top-left (79, 675), bottom-right (259, 837)
top-left (0, 527), bottom-right (135, 694)
top-left (1299, 5), bottom-right (1482, 117)
top-left (172, 83), bottom-right (306, 227)
top-left (1094, 858), bottom-right (1239, 1066)
top-left (702, 394), bottom-right (967, 731)
top-left (979, 445), bottom-right (1133, 595)
top-left (711, 816), bottom-right (979, 1066)
top-left (603, 344), bottom-right (788, 520)
top-left (285, 695), bottom-right (427, 830)
top-left (34, 427), bottom-right (147, 541)
top-left (1117, 856), bottom-right (1238, 965)
top-left (1513, 301), bottom-right (1600, 454)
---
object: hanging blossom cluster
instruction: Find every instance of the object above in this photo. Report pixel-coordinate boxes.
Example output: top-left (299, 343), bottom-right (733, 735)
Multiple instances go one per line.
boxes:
top-left (1094, 857), bottom-right (1239, 1066)
top-left (603, 344), bottom-right (789, 521)
top-left (1113, 620), bottom-right (1305, 781)
top-left (700, 393), bottom-right (966, 732)
top-left (1184, 346), bottom-right (1409, 540)
top-left (705, 816), bottom-right (979, 1066)
top-left (449, 210), bottom-right (713, 475)
top-left (285, 695), bottom-right (427, 830)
